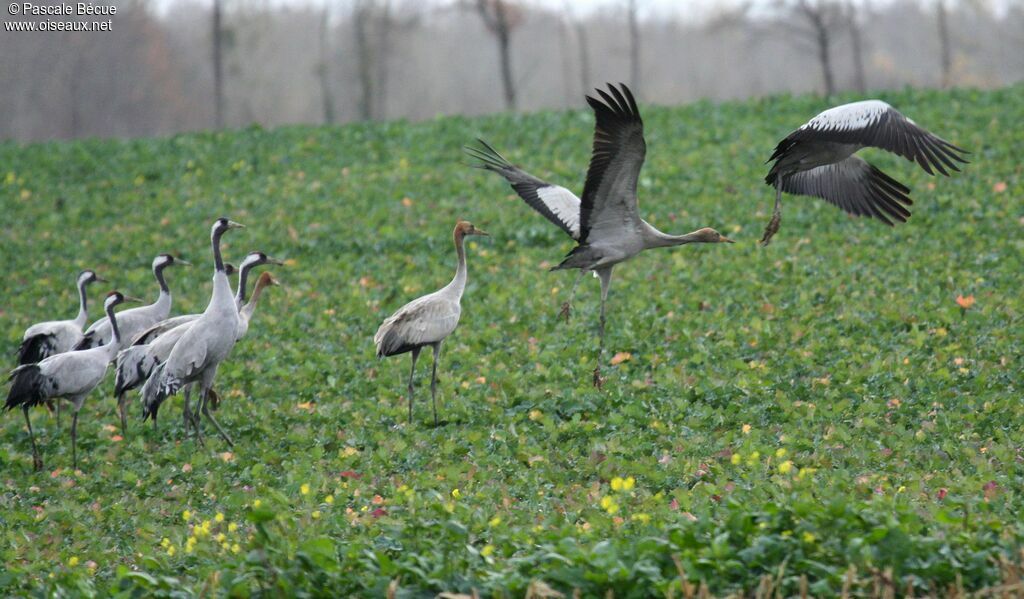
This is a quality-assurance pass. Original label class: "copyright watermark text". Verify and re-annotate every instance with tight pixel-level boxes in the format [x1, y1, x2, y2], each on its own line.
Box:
[6, 3, 115, 32]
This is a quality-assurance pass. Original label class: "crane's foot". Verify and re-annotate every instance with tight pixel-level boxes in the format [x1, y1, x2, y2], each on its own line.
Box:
[208, 388, 220, 411]
[760, 211, 781, 247]
[592, 366, 604, 389]
[559, 301, 572, 323]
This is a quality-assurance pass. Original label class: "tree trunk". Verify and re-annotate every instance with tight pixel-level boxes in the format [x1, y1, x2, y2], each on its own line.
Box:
[937, 0, 952, 88]
[558, 19, 574, 104]
[354, 2, 374, 121]
[575, 20, 590, 96]
[212, 0, 224, 128]
[848, 3, 866, 93]
[476, 0, 517, 111]
[817, 25, 835, 96]
[318, 9, 335, 124]
[627, 0, 640, 91]
[373, 0, 392, 120]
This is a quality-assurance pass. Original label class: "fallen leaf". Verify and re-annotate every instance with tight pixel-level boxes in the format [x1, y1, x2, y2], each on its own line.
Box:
[110, 435, 123, 442]
[610, 352, 631, 365]
[956, 294, 976, 309]
[993, 181, 1007, 193]
[182, 463, 192, 473]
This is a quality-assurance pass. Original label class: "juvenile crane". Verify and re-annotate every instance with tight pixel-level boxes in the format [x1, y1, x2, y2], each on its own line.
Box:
[6, 291, 137, 471]
[141, 218, 244, 446]
[17, 270, 104, 365]
[75, 254, 189, 352]
[466, 83, 733, 386]
[375, 221, 487, 426]
[760, 100, 968, 245]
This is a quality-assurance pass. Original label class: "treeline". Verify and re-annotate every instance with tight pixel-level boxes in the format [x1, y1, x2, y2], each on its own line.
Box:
[1, 0, 1022, 141]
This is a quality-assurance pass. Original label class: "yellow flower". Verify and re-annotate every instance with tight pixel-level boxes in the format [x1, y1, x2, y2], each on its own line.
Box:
[300, 484, 311, 496]
[741, 424, 752, 435]
[186, 536, 197, 547]
[216, 533, 226, 543]
[802, 531, 816, 544]
[68, 556, 79, 567]
[775, 448, 787, 458]
[622, 476, 635, 491]
[221, 542, 230, 551]
[342, 446, 359, 457]
[325, 495, 334, 505]
[167, 545, 176, 556]
[228, 522, 239, 532]
[253, 500, 262, 509]
[215, 512, 224, 523]
[231, 544, 241, 554]
[481, 544, 495, 557]
[778, 460, 793, 474]
[731, 453, 742, 465]
[599, 496, 619, 514]
[489, 516, 502, 527]
[182, 510, 192, 522]
[312, 510, 321, 519]
[185, 544, 194, 554]
[610, 477, 624, 491]
[528, 409, 543, 421]
[631, 513, 651, 524]
[451, 488, 461, 499]
[160, 538, 171, 548]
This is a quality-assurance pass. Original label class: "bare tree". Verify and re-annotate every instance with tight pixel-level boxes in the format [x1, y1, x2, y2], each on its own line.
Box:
[781, 0, 841, 96]
[212, 0, 225, 128]
[563, 2, 591, 96]
[936, 0, 952, 87]
[475, 0, 520, 110]
[627, 0, 640, 92]
[318, 7, 335, 124]
[846, 0, 867, 93]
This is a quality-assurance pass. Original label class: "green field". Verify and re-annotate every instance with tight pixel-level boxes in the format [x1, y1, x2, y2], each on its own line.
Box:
[1, 85, 1022, 597]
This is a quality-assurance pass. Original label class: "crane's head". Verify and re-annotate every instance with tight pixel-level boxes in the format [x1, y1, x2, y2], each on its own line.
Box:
[454, 220, 489, 238]
[224, 263, 238, 276]
[212, 217, 246, 238]
[241, 251, 286, 270]
[104, 291, 143, 310]
[257, 271, 280, 287]
[78, 270, 105, 286]
[153, 254, 191, 271]
[692, 227, 734, 244]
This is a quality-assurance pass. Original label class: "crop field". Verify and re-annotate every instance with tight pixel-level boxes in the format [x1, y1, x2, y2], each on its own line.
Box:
[1, 85, 1022, 597]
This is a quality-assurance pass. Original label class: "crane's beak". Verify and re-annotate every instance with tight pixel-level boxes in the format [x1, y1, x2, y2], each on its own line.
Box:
[720, 236, 735, 243]
[227, 220, 246, 230]
[472, 228, 490, 237]
[95, 276, 108, 283]
[122, 295, 145, 304]
[268, 256, 287, 266]
[176, 259, 193, 267]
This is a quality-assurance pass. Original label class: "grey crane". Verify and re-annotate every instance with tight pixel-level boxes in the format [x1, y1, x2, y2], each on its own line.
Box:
[374, 221, 488, 426]
[141, 218, 244, 447]
[75, 254, 189, 352]
[17, 270, 105, 366]
[6, 291, 138, 471]
[466, 83, 733, 387]
[760, 99, 968, 245]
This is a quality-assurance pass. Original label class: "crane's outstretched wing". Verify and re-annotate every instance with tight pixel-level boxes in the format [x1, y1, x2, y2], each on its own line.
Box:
[465, 139, 581, 240]
[578, 83, 646, 244]
[780, 156, 912, 226]
[777, 100, 968, 176]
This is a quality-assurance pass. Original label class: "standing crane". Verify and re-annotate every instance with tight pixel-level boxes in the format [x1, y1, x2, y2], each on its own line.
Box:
[466, 83, 733, 387]
[17, 270, 104, 365]
[760, 100, 968, 245]
[141, 218, 244, 447]
[6, 291, 138, 471]
[75, 254, 189, 352]
[374, 221, 488, 426]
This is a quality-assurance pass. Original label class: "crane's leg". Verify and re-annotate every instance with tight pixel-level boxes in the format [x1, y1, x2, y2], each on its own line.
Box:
[559, 270, 586, 322]
[23, 406, 43, 472]
[184, 385, 205, 446]
[56, 400, 61, 430]
[593, 268, 613, 389]
[407, 348, 420, 424]
[117, 392, 129, 437]
[429, 343, 441, 427]
[70, 399, 84, 471]
[199, 375, 233, 447]
[760, 178, 784, 246]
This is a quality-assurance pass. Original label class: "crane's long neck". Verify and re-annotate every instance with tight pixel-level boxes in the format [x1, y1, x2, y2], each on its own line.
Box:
[241, 275, 270, 322]
[447, 229, 468, 296]
[73, 279, 89, 328]
[105, 302, 122, 357]
[154, 262, 170, 294]
[212, 228, 227, 274]
[642, 223, 707, 249]
[208, 227, 235, 313]
[235, 263, 253, 309]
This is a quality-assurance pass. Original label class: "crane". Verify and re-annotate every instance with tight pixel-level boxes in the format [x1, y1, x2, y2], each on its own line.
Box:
[375, 221, 488, 426]
[141, 218, 244, 447]
[760, 99, 968, 245]
[6, 291, 138, 471]
[17, 270, 104, 365]
[75, 254, 189, 352]
[466, 83, 733, 387]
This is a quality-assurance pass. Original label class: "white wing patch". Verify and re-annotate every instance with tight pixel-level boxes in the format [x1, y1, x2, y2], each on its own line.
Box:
[802, 100, 891, 132]
[535, 186, 582, 239]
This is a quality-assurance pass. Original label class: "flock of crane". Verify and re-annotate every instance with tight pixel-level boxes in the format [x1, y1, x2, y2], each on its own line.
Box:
[6, 83, 968, 470]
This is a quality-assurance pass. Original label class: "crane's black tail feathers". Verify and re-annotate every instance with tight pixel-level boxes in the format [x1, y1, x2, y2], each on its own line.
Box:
[140, 362, 177, 421]
[114, 346, 158, 396]
[551, 245, 599, 272]
[17, 334, 55, 365]
[5, 364, 45, 412]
